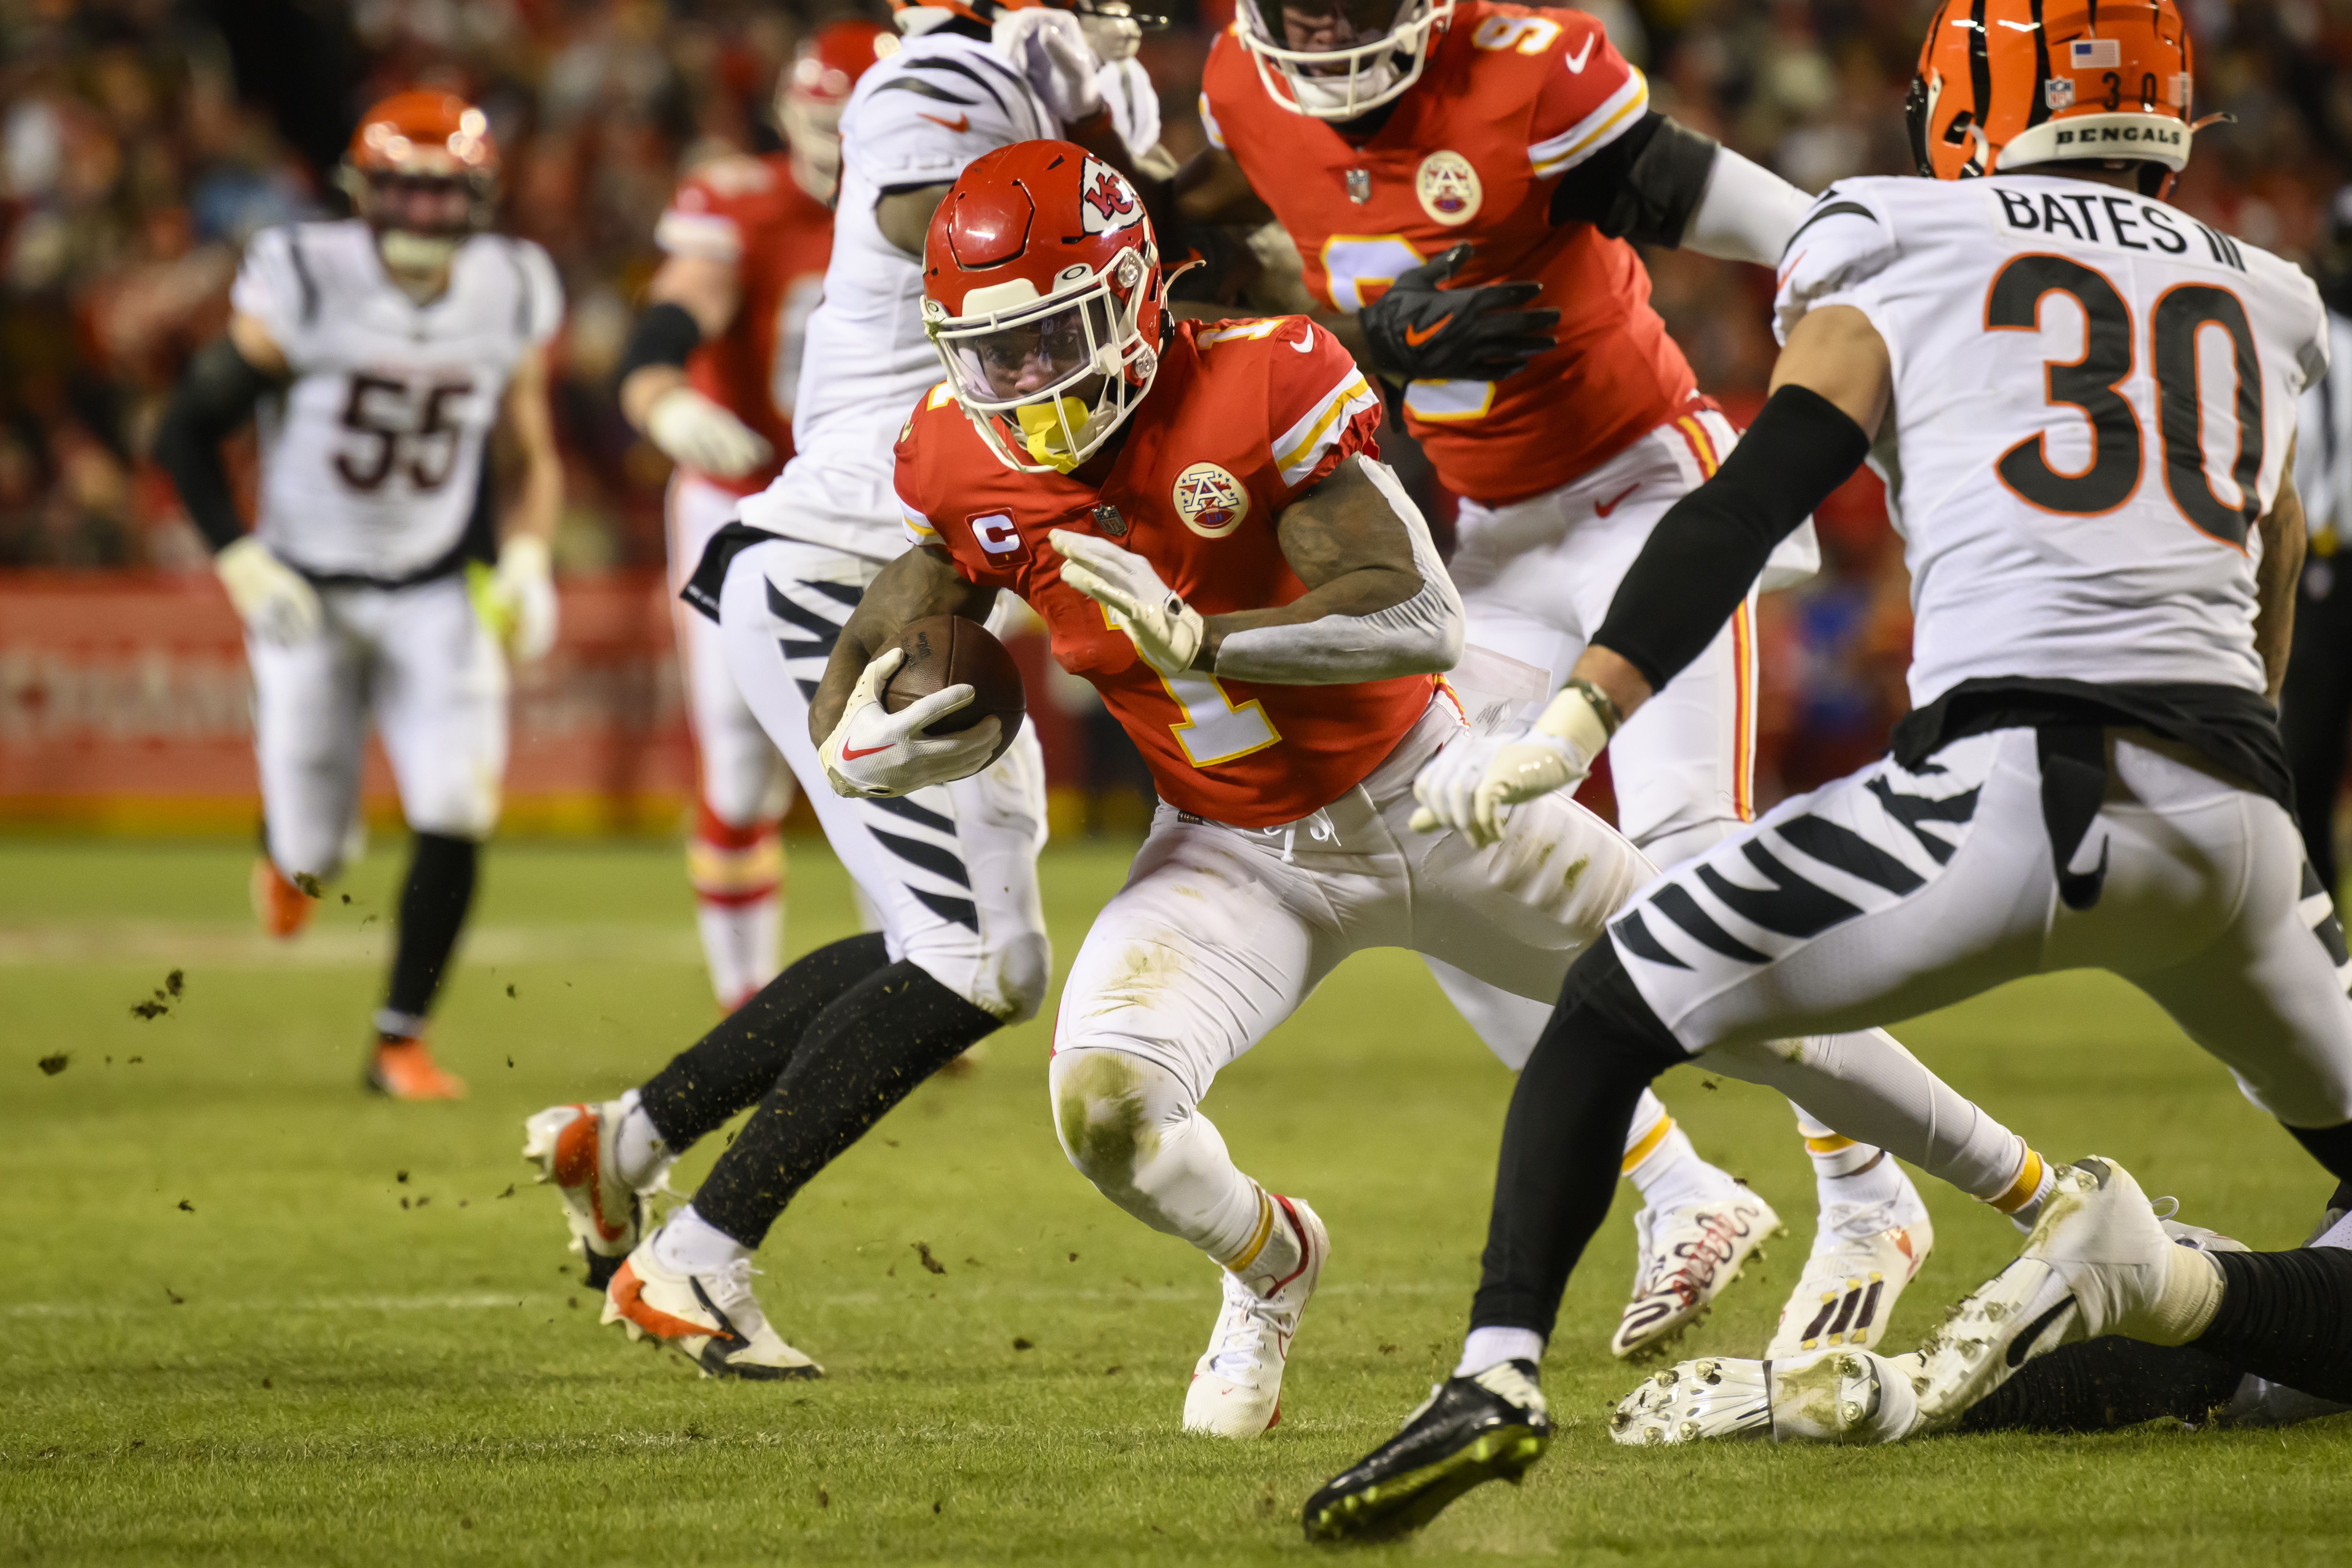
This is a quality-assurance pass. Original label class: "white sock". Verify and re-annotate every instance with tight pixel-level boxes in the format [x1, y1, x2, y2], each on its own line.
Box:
[1989, 1143, 2056, 1231]
[612, 1087, 671, 1191]
[650, 1204, 751, 1275]
[696, 895, 782, 1011]
[1702, 1030, 2033, 1205]
[1623, 1117, 1739, 1211]
[1455, 1326, 1544, 1377]
[1793, 1112, 1908, 1214]
[1228, 1189, 1305, 1293]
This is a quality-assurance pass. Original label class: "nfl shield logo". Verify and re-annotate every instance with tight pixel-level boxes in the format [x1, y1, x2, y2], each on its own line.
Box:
[2046, 77, 2076, 109]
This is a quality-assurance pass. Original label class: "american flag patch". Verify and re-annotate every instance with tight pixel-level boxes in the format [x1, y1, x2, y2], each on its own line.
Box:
[2070, 37, 2121, 68]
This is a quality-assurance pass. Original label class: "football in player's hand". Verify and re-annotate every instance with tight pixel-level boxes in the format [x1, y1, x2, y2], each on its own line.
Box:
[884, 614, 1025, 764]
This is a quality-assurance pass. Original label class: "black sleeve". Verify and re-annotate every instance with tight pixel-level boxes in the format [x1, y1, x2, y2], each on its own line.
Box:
[151, 337, 279, 553]
[1546, 111, 1720, 248]
[614, 300, 702, 389]
[1590, 384, 1870, 690]
[1956, 1337, 2247, 1433]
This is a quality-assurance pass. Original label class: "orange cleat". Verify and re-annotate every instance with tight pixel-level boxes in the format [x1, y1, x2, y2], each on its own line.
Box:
[365, 1035, 467, 1100]
[251, 858, 318, 940]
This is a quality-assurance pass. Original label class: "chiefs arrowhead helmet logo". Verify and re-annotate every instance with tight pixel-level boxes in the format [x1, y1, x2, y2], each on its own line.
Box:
[1077, 155, 1143, 237]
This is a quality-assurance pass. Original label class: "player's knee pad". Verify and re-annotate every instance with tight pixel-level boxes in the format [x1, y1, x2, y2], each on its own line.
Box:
[403, 776, 501, 843]
[1049, 1048, 1188, 1188]
[903, 924, 1050, 1025]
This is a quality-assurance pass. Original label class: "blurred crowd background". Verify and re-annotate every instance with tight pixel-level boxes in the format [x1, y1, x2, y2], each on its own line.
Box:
[2, 0, 2344, 822]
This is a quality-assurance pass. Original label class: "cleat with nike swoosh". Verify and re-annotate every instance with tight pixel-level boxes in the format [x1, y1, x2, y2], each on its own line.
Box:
[523, 1101, 656, 1290]
[1185, 1196, 1326, 1438]
[602, 1229, 822, 1381]
[1911, 1157, 2180, 1429]
[1302, 1359, 1549, 1542]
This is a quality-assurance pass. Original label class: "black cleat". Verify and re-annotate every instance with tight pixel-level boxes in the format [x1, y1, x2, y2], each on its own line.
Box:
[1302, 1359, 1550, 1543]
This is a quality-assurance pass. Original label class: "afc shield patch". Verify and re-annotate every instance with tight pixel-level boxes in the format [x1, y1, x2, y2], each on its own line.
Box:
[1172, 462, 1249, 538]
[1416, 150, 1482, 227]
[1078, 155, 1144, 236]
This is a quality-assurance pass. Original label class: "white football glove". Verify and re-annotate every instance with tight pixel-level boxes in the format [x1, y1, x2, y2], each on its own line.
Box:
[1096, 56, 1162, 163]
[214, 536, 323, 646]
[1049, 529, 1203, 676]
[1410, 683, 1615, 847]
[473, 534, 559, 664]
[818, 646, 1004, 799]
[994, 8, 1104, 126]
[645, 385, 773, 479]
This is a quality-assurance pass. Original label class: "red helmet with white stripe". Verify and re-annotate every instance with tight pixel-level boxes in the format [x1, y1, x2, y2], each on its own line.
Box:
[921, 140, 1166, 474]
[777, 19, 898, 204]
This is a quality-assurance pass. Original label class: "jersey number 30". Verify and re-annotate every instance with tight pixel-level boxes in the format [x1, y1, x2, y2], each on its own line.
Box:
[1988, 253, 2263, 546]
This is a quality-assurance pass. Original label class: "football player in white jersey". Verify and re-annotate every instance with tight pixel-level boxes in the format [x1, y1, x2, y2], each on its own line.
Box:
[1312, 0, 2352, 1539]
[154, 91, 561, 1101]
[520, 0, 1168, 1377]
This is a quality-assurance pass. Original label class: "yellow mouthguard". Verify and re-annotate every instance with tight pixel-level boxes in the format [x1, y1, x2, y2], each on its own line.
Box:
[1015, 396, 1094, 473]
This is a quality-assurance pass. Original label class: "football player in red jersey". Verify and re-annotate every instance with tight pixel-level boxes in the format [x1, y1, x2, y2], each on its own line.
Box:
[1178, 0, 1962, 1358]
[615, 19, 895, 1011]
[815, 142, 2048, 1440]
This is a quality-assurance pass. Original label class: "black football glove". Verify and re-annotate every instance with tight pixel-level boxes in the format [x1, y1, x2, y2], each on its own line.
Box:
[1360, 244, 1559, 383]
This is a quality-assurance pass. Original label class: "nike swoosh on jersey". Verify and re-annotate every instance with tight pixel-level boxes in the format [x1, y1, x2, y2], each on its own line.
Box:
[840, 741, 897, 761]
[1564, 35, 1597, 72]
[1594, 482, 1640, 517]
[1403, 316, 1450, 347]
[1288, 330, 1314, 353]
[918, 111, 970, 133]
[2004, 1295, 2078, 1369]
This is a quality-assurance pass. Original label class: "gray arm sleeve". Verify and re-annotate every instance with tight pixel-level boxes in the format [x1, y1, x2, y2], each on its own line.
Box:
[1211, 456, 1465, 685]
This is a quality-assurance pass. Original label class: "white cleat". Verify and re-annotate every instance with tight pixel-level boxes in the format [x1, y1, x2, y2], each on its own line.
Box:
[522, 1101, 651, 1290]
[1610, 1348, 1923, 1446]
[601, 1229, 822, 1381]
[1611, 1186, 1782, 1358]
[1765, 1187, 1934, 1357]
[1912, 1156, 2188, 1431]
[1184, 1196, 1327, 1439]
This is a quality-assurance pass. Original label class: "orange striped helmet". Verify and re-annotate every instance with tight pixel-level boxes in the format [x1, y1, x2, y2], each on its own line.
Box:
[1906, 0, 2194, 182]
[338, 89, 500, 251]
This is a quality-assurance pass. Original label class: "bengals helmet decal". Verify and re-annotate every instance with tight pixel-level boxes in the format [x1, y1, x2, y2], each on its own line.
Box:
[1906, 0, 2197, 186]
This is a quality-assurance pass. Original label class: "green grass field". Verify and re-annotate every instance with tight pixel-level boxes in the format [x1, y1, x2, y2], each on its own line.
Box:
[7, 836, 2351, 1566]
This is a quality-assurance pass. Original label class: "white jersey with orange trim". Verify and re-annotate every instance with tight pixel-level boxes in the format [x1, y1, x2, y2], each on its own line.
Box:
[1777, 175, 2328, 706]
[231, 219, 562, 579]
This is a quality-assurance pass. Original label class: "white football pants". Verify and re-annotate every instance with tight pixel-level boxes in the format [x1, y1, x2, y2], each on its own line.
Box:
[668, 473, 793, 830]
[1615, 726, 2352, 1131]
[1049, 698, 2032, 1267]
[247, 572, 506, 878]
[717, 534, 1051, 1022]
[1427, 407, 1860, 1172]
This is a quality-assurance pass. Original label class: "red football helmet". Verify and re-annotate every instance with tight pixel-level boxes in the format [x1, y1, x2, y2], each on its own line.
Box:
[777, 19, 898, 205]
[921, 140, 1165, 474]
[338, 90, 500, 269]
[1907, 0, 2196, 187]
